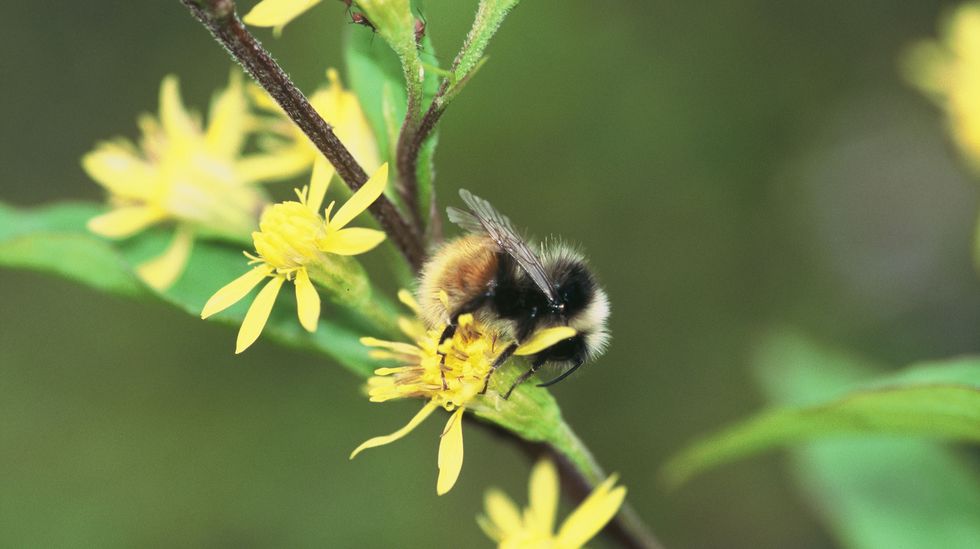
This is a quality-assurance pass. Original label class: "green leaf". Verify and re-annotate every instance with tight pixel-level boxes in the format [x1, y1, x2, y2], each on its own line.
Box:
[345, 14, 441, 228]
[663, 335, 980, 487]
[346, 28, 407, 168]
[0, 201, 392, 377]
[450, 0, 519, 96]
[755, 330, 980, 549]
[0, 203, 146, 297]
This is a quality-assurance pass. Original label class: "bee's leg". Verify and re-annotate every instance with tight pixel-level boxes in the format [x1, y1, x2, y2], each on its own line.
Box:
[480, 342, 518, 394]
[438, 324, 457, 345]
[537, 358, 584, 388]
[437, 325, 457, 390]
[503, 356, 547, 400]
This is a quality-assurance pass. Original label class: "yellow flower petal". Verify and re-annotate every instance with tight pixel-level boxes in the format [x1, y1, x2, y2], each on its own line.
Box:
[397, 289, 421, 314]
[201, 265, 273, 319]
[397, 317, 426, 342]
[475, 513, 502, 543]
[308, 156, 334, 213]
[206, 71, 247, 157]
[247, 82, 279, 112]
[328, 163, 388, 230]
[312, 69, 381, 173]
[483, 488, 523, 536]
[135, 225, 194, 291]
[237, 150, 313, 183]
[319, 227, 386, 256]
[528, 458, 560, 534]
[515, 326, 578, 356]
[81, 143, 156, 200]
[350, 401, 439, 459]
[436, 407, 466, 495]
[87, 206, 164, 238]
[159, 75, 198, 142]
[555, 475, 627, 549]
[236, 275, 286, 353]
[243, 0, 321, 34]
[360, 337, 423, 356]
[294, 268, 320, 333]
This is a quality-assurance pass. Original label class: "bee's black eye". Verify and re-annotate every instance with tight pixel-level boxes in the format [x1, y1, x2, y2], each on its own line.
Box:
[555, 264, 593, 316]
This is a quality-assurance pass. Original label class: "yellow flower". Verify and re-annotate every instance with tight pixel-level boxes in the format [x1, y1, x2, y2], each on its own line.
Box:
[477, 458, 627, 549]
[905, 2, 980, 171]
[248, 68, 380, 183]
[201, 162, 389, 353]
[83, 72, 270, 291]
[350, 293, 576, 495]
[243, 0, 322, 36]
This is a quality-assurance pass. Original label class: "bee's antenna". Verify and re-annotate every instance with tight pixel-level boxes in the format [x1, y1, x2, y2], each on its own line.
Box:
[536, 360, 584, 388]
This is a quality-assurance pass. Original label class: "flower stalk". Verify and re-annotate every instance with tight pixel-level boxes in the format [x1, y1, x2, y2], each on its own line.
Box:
[355, 0, 427, 230]
[180, 0, 426, 272]
[397, 0, 519, 231]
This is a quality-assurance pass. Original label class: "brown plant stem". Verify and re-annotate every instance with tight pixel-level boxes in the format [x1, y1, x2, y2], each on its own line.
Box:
[181, 0, 426, 272]
[394, 105, 423, 232]
[398, 78, 447, 233]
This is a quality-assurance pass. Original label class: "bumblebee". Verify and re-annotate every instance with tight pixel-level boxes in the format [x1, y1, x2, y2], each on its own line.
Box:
[417, 190, 610, 396]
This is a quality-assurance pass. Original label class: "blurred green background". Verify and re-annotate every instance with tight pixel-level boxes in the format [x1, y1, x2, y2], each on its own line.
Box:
[2, 1, 979, 547]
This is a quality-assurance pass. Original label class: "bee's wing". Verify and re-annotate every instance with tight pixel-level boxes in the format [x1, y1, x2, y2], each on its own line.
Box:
[448, 189, 558, 303]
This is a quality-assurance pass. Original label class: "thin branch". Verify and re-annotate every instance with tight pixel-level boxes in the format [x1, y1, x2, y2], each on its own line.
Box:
[397, 75, 447, 235]
[394, 101, 423, 231]
[181, 0, 426, 272]
[396, 25, 471, 231]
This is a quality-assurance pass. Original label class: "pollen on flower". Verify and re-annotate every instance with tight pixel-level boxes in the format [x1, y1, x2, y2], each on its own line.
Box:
[201, 162, 389, 354]
[251, 199, 328, 275]
[351, 302, 512, 495]
[363, 314, 500, 409]
[351, 290, 579, 495]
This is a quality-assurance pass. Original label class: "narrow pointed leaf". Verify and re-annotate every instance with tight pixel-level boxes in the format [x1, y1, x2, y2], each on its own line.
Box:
[664, 354, 980, 486]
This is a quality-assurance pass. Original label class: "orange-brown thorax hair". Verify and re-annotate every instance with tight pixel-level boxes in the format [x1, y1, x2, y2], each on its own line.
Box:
[417, 234, 498, 329]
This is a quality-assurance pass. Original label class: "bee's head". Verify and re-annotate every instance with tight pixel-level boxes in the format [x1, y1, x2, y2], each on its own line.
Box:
[541, 244, 611, 360]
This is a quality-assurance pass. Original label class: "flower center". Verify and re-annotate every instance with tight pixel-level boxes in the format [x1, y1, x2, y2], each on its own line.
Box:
[252, 201, 328, 273]
[366, 315, 503, 410]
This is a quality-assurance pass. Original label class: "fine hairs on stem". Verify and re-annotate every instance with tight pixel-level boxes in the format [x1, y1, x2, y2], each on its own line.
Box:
[180, 1, 662, 547]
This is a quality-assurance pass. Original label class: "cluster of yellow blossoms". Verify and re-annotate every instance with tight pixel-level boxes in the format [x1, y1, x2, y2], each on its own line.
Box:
[83, 72, 270, 290]
[82, 3, 630, 545]
[84, 67, 376, 297]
